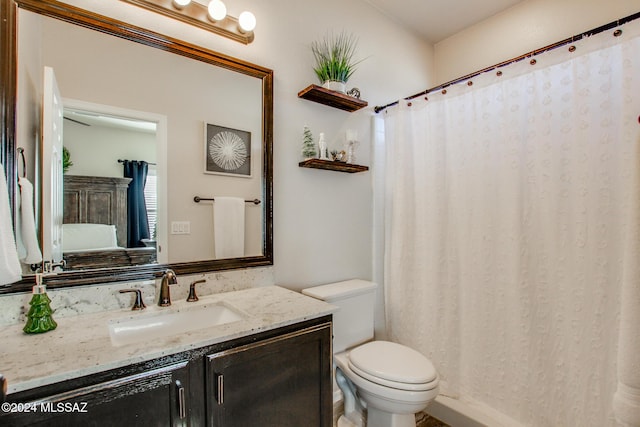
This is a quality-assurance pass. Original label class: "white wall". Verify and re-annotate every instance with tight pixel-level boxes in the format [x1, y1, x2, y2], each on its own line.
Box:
[51, 0, 434, 290]
[63, 124, 156, 178]
[434, 0, 640, 84]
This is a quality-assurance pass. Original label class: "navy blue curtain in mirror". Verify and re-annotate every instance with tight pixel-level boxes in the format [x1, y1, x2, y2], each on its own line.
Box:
[122, 160, 150, 247]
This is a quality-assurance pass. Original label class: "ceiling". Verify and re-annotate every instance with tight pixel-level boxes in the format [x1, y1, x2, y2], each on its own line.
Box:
[363, 0, 526, 43]
[64, 109, 157, 133]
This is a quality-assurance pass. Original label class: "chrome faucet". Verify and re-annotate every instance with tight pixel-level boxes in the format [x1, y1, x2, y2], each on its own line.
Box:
[158, 269, 178, 307]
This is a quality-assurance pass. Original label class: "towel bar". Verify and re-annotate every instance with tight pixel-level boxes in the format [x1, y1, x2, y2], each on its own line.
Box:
[193, 196, 260, 205]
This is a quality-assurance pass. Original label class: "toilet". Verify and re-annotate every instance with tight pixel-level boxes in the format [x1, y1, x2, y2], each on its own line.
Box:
[302, 280, 439, 427]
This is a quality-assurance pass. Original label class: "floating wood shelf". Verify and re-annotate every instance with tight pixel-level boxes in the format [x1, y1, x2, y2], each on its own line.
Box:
[299, 158, 369, 173]
[298, 85, 368, 112]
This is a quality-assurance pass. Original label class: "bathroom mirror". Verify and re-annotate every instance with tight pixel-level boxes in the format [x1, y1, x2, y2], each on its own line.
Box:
[0, 0, 273, 293]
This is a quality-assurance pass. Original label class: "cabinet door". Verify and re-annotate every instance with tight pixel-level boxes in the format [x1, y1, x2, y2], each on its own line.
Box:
[206, 322, 332, 427]
[2, 361, 190, 427]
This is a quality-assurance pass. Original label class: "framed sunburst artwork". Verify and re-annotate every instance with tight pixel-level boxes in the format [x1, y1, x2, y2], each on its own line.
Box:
[204, 123, 252, 177]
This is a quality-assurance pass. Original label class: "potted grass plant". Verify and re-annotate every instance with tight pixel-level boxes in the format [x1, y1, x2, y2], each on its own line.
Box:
[311, 31, 364, 94]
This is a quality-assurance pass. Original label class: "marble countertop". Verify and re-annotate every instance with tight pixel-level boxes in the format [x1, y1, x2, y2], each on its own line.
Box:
[1, 286, 336, 394]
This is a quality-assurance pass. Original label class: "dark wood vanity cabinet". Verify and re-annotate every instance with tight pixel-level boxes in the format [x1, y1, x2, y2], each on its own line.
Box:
[206, 323, 332, 426]
[2, 317, 332, 427]
[2, 360, 190, 427]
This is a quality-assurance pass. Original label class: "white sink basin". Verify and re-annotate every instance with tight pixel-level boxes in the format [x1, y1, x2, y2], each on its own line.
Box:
[108, 302, 246, 347]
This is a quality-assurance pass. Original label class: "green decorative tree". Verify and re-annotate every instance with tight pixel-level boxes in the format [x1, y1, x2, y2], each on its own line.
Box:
[23, 289, 57, 334]
[301, 125, 317, 159]
[62, 146, 73, 173]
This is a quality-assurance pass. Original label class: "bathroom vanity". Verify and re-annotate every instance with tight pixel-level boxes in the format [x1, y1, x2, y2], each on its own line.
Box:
[0, 286, 334, 426]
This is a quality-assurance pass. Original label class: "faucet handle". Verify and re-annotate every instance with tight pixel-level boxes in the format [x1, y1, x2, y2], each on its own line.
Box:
[119, 289, 146, 310]
[187, 279, 206, 302]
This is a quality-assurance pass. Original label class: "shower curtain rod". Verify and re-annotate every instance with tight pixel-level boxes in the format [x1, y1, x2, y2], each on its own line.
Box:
[374, 11, 640, 114]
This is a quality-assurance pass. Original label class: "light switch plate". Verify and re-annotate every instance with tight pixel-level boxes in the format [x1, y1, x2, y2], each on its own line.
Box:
[171, 221, 191, 235]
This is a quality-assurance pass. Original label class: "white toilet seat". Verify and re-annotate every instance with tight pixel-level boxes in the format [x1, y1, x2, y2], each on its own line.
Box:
[349, 363, 438, 391]
[335, 350, 439, 410]
[348, 341, 438, 391]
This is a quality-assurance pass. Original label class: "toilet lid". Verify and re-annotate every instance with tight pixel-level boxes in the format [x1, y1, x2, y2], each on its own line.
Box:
[348, 341, 437, 387]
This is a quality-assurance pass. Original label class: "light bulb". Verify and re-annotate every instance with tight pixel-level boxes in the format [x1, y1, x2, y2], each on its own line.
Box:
[238, 11, 256, 32]
[172, 0, 191, 8]
[207, 0, 227, 21]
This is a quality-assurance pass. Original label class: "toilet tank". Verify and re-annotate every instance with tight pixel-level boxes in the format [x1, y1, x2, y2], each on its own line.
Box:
[302, 279, 377, 353]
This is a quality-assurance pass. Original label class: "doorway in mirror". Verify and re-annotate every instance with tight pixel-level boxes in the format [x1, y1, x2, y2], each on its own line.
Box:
[58, 98, 168, 269]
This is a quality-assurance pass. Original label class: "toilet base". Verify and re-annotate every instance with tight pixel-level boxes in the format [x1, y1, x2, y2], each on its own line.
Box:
[367, 407, 416, 427]
[337, 414, 361, 427]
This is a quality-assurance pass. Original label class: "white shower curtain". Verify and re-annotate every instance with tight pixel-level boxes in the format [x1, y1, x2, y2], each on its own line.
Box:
[381, 21, 640, 427]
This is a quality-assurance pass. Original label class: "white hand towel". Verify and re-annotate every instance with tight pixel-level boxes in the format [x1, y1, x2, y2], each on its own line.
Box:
[0, 163, 22, 285]
[17, 176, 42, 264]
[213, 197, 245, 259]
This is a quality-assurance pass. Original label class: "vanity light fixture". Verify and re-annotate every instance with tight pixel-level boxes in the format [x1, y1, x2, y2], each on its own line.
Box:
[121, 0, 256, 44]
[207, 0, 227, 21]
[172, 0, 191, 9]
[238, 11, 256, 33]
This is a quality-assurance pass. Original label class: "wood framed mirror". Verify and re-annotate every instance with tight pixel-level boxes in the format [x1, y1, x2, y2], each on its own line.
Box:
[0, 0, 273, 293]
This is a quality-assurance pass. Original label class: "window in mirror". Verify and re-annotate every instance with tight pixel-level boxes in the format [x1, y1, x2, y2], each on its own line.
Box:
[144, 167, 158, 242]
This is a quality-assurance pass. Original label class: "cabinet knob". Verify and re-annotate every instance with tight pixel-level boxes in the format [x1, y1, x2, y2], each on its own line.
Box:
[119, 289, 146, 310]
[187, 279, 205, 302]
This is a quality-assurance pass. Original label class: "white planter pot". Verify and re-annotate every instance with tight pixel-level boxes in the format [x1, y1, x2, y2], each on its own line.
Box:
[322, 80, 346, 93]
